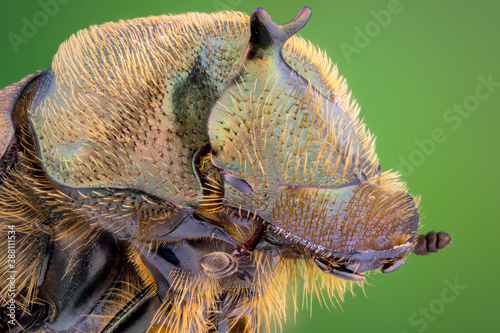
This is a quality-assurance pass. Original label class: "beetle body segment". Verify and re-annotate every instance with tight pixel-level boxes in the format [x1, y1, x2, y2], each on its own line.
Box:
[31, 12, 251, 208]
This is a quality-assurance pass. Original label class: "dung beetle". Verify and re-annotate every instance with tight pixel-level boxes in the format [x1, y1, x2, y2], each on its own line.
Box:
[0, 7, 450, 332]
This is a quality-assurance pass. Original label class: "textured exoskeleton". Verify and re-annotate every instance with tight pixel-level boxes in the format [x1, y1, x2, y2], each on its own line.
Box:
[0, 7, 450, 333]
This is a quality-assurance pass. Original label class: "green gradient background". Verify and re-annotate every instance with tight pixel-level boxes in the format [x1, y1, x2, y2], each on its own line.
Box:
[1, 0, 498, 332]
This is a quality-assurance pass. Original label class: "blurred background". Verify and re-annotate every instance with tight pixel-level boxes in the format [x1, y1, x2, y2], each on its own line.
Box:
[0, 0, 498, 332]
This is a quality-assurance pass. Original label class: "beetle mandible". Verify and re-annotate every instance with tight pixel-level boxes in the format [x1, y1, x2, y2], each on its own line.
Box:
[0, 7, 451, 332]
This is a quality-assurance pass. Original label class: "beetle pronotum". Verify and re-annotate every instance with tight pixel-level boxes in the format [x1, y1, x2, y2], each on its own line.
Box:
[0, 7, 450, 333]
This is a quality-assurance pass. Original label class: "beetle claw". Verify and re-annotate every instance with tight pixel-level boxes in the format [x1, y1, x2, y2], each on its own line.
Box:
[381, 259, 406, 273]
[231, 246, 250, 260]
[314, 258, 365, 282]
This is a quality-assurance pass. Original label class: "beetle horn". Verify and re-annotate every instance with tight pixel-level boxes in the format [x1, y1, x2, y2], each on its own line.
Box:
[248, 7, 312, 59]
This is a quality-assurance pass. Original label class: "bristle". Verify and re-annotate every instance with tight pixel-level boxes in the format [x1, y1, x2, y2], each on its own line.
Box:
[220, 252, 358, 333]
[282, 36, 379, 171]
[0, 157, 54, 309]
[126, 247, 158, 291]
[149, 270, 220, 332]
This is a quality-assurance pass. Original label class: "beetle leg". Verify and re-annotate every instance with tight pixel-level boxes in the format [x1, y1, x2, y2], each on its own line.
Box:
[240, 222, 267, 252]
[230, 246, 250, 260]
[213, 291, 253, 333]
[230, 220, 267, 260]
[100, 285, 160, 333]
[314, 258, 365, 282]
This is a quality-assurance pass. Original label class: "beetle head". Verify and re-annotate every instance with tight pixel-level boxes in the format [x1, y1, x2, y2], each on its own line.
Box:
[208, 7, 425, 280]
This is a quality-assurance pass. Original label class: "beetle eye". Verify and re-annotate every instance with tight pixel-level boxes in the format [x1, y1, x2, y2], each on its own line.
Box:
[223, 174, 253, 194]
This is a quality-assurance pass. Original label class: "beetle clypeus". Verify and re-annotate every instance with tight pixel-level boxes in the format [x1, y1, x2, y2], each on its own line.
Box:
[0, 7, 450, 333]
